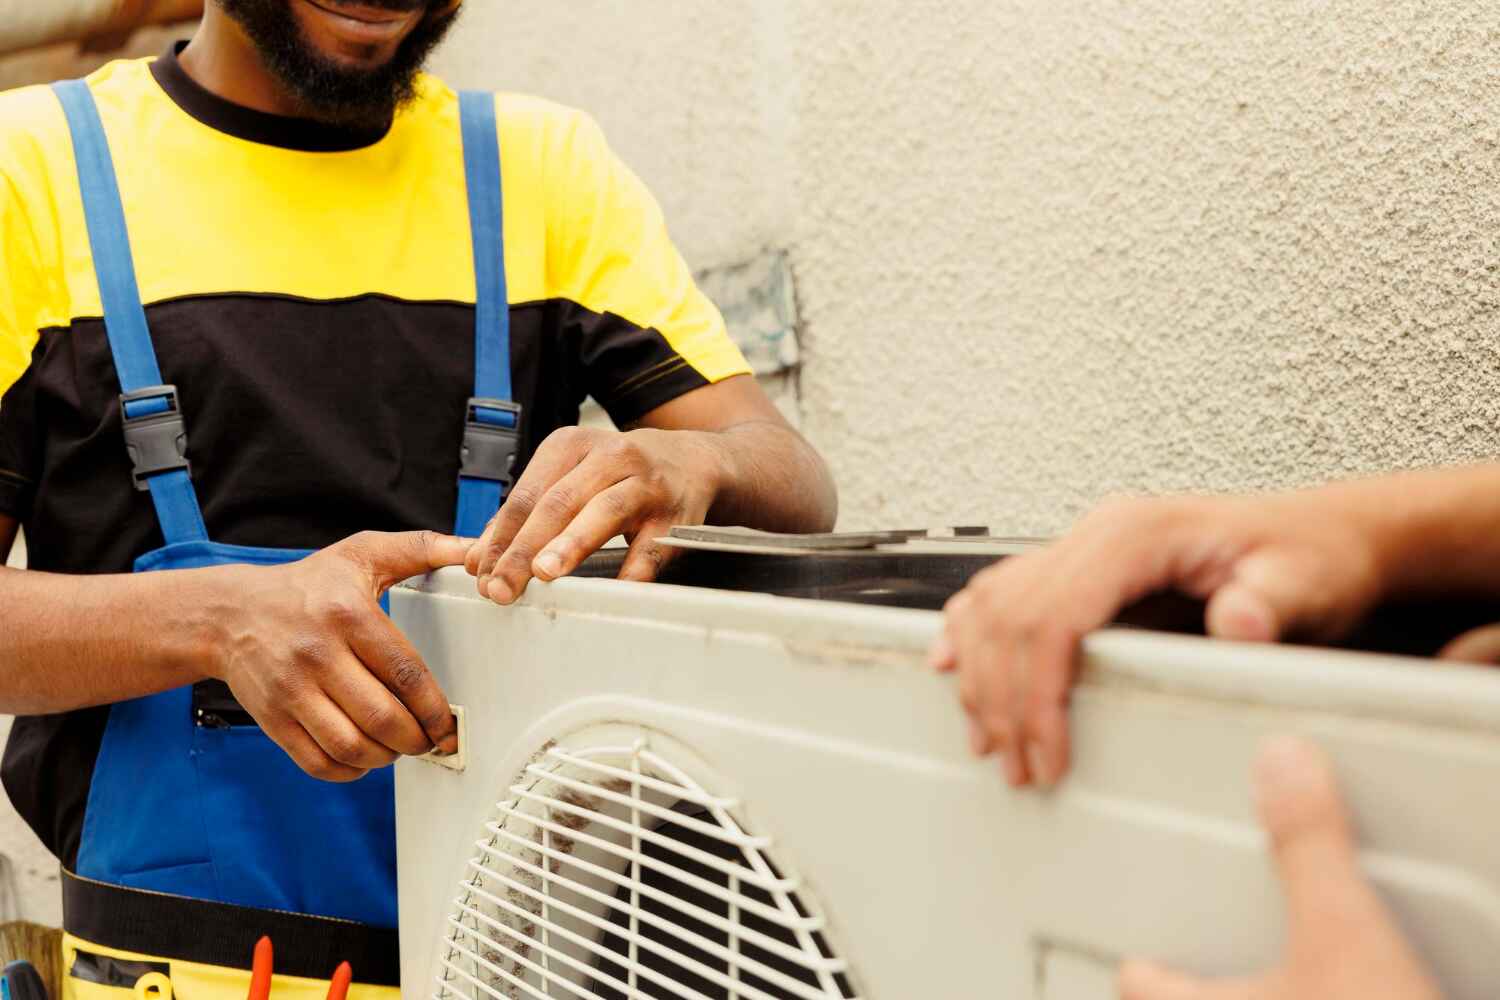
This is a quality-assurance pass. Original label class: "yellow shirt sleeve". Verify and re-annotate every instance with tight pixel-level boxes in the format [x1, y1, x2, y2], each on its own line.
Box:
[0, 166, 44, 397]
[0, 83, 68, 399]
[0, 152, 47, 517]
[541, 109, 751, 386]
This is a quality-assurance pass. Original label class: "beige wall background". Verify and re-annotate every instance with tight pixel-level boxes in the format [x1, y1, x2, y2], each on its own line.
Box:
[1, 537, 58, 926]
[435, 0, 1500, 535]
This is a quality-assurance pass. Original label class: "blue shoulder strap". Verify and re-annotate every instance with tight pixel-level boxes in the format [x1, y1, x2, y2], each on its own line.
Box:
[455, 90, 519, 538]
[54, 81, 511, 544]
[53, 80, 209, 546]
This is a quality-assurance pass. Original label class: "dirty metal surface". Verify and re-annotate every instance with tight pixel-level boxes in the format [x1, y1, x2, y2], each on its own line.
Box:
[574, 544, 1500, 658]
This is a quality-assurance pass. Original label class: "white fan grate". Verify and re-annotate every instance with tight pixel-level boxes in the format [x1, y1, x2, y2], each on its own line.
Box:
[433, 738, 859, 1000]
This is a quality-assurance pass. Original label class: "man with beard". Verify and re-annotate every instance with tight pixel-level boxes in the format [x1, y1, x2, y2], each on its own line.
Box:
[0, 2, 837, 995]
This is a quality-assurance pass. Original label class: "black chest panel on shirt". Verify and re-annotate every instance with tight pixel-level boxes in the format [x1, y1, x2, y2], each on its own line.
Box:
[20, 293, 588, 574]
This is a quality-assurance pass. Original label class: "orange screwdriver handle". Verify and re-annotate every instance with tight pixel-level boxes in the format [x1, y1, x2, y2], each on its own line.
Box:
[325, 962, 353, 1000]
[244, 935, 352, 1000]
[247, 938, 274, 1000]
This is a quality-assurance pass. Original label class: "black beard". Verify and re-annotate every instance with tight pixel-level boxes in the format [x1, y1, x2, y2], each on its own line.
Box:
[218, 0, 459, 128]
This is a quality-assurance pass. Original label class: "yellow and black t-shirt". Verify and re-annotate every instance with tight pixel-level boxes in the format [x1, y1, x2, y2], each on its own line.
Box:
[0, 44, 749, 867]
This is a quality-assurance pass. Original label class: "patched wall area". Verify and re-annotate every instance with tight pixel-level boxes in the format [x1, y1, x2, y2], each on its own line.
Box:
[435, 1, 1500, 534]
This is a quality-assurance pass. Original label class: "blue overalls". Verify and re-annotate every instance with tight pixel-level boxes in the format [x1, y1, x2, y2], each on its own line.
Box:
[51, 79, 519, 929]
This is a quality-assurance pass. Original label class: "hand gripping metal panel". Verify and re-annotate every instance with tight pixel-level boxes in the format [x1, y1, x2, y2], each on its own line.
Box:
[393, 568, 1500, 1000]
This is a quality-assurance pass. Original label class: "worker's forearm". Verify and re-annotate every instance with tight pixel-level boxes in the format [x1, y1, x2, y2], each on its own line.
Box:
[0, 564, 228, 714]
[1325, 463, 1500, 601]
[703, 420, 838, 534]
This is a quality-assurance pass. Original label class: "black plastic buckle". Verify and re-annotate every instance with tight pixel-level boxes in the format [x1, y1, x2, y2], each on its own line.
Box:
[119, 385, 190, 492]
[461, 397, 522, 487]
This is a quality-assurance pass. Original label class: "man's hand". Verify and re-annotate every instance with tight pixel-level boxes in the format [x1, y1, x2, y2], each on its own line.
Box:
[932, 491, 1387, 788]
[463, 376, 835, 605]
[1118, 737, 1442, 1000]
[466, 426, 726, 604]
[210, 530, 468, 783]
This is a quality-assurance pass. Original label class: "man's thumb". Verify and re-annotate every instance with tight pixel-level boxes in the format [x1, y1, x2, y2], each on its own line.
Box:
[1117, 960, 1257, 1000]
[1253, 737, 1367, 935]
[1204, 581, 1282, 642]
[1439, 623, 1500, 665]
[1204, 549, 1333, 643]
[343, 530, 471, 591]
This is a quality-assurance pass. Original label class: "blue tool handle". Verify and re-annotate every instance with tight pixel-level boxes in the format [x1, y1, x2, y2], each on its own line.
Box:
[1, 961, 47, 1000]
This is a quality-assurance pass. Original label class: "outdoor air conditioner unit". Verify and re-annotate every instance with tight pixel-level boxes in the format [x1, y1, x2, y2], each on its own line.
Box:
[392, 530, 1500, 1000]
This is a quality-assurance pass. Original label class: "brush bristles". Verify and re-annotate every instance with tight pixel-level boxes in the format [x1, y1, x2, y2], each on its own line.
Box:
[0, 922, 64, 1000]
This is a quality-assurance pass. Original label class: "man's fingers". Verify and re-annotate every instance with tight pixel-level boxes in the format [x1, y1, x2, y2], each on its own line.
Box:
[1252, 736, 1442, 996]
[967, 718, 992, 756]
[465, 516, 497, 577]
[341, 530, 472, 592]
[490, 454, 636, 601]
[259, 712, 370, 783]
[927, 629, 958, 673]
[619, 521, 680, 583]
[1204, 582, 1283, 643]
[1439, 623, 1500, 664]
[943, 574, 1022, 776]
[977, 536, 1159, 788]
[1117, 961, 1261, 1000]
[472, 428, 598, 591]
[991, 631, 1034, 788]
[1018, 623, 1079, 789]
[1253, 737, 1372, 938]
[1206, 546, 1371, 645]
[948, 591, 1027, 779]
[534, 480, 654, 581]
[320, 647, 432, 757]
[301, 693, 400, 771]
[346, 609, 458, 754]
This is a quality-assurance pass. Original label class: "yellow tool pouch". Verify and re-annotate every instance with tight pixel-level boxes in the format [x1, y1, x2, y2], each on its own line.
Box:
[60, 873, 400, 1000]
[61, 935, 398, 1000]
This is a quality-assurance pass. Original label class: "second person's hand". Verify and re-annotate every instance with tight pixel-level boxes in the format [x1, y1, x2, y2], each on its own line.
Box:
[932, 489, 1389, 789]
[466, 425, 728, 604]
[1118, 737, 1441, 1000]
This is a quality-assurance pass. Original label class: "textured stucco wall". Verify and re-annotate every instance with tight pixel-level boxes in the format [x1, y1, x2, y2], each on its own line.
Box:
[0, 717, 62, 927]
[436, 0, 1500, 534]
[1, 534, 60, 926]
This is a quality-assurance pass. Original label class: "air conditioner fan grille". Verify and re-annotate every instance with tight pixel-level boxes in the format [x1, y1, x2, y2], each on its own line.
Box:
[434, 740, 859, 1000]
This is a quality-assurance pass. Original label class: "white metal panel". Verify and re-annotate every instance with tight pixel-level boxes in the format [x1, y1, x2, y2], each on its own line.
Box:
[394, 568, 1500, 1000]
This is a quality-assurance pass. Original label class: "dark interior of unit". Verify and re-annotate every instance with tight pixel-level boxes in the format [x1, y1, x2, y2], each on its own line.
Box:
[590, 805, 855, 1000]
[576, 543, 1500, 660]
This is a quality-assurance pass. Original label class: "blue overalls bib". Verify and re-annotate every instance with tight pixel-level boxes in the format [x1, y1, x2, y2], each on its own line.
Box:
[52, 79, 520, 928]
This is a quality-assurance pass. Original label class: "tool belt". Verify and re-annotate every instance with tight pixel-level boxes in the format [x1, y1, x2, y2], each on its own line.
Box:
[61, 872, 400, 988]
